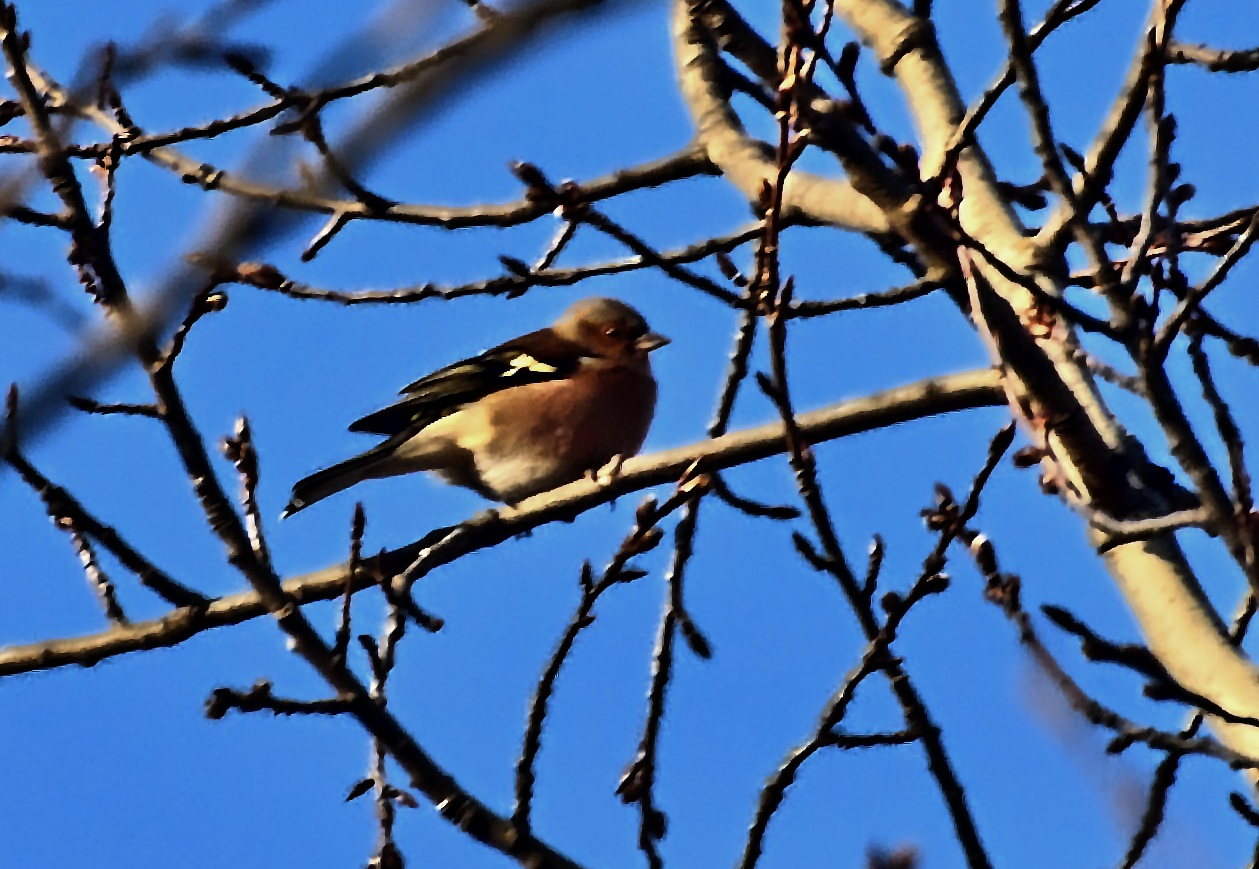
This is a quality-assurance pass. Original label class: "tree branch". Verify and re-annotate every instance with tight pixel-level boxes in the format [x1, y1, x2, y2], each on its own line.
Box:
[0, 370, 1004, 677]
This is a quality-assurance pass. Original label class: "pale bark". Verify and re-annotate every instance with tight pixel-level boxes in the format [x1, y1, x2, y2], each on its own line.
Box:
[672, 0, 1259, 761]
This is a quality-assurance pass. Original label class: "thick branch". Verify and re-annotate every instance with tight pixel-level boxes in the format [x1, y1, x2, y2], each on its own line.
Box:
[825, 0, 1259, 764]
[0, 370, 1003, 677]
[672, 1, 890, 234]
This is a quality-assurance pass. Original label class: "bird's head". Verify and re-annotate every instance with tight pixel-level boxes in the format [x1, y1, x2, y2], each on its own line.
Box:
[556, 297, 670, 361]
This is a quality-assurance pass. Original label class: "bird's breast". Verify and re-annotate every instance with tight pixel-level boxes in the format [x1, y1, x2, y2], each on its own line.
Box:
[471, 363, 657, 502]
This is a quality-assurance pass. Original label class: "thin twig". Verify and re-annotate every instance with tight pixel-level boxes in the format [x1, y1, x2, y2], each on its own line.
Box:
[3, 385, 207, 608]
[1153, 213, 1259, 359]
[514, 477, 708, 833]
[1168, 42, 1259, 72]
[205, 681, 353, 718]
[334, 504, 367, 664]
[217, 222, 778, 307]
[1187, 333, 1255, 578]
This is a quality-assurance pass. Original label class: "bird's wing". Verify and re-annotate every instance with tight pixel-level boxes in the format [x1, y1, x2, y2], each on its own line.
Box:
[347, 329, 587, 436]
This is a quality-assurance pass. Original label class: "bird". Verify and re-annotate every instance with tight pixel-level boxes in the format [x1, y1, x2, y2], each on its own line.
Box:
[282, 297, 669, 517]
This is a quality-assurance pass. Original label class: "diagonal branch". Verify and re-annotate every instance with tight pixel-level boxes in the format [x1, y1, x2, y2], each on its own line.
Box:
[0, 369, 1004, 677]
[823, 0, 1259, 766]
[672, 0, 890, 235]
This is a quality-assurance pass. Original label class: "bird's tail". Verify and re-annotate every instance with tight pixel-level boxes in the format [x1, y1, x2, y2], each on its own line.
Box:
[282, 447, 391, 518]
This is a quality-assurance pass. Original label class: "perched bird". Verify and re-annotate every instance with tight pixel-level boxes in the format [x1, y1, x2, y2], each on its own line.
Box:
[282, 297, 668, 517]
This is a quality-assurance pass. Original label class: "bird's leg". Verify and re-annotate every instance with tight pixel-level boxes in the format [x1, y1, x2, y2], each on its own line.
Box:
[592, 454, 626, 487]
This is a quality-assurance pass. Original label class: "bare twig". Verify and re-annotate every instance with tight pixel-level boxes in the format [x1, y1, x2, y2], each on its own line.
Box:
[214, 221, 785, 307]
[206, 680, 353, 718]
[334, 503, 368, 664]
[1168, 42, 1259, 72]
[1187, 333, 1256, 578]
[64, 514, 129, 625]
[969, 542, 1259, 769]
[65, 395, 162, 419]
[1086, 506, 1212, 551]
[935, 0, 1108, 183]
[4, 385, 207, 608]
[616, 485, 709, 869]
[1153, 213, 1259, 359]
[514, 477, 707, 834]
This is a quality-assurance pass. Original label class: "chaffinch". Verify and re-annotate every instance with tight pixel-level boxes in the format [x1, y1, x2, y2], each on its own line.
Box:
[282, 297, 668, 517]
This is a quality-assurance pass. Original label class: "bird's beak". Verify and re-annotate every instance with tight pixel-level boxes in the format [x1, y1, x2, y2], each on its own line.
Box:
[636, 332, 670, 352]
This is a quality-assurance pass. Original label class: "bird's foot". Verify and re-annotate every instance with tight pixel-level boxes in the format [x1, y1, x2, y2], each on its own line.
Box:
[593, 454, 626, 487]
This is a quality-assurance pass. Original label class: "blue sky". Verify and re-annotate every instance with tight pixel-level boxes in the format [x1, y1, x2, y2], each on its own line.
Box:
[3, 1, 1259, 867]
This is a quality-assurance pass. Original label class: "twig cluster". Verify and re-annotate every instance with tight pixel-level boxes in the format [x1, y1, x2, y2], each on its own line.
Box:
[5, 0, 1259, 866]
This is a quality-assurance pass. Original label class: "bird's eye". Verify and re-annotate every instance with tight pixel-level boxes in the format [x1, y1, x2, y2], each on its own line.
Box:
[604, 325, 625, 339]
